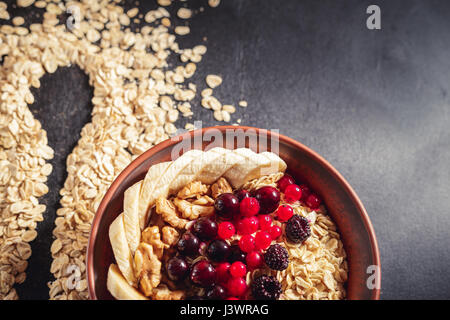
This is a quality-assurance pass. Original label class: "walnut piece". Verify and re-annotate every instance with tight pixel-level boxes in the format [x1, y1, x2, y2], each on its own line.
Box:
[141, 226, 168, 259]
[191, 195, 214, 206]
[151, 284, 185, 300]
[155, 197, 189, 229]
[134, 243, 161, 297]
[161, 226, 179, 246]
[211, 177, 232, 198]
[176, 181, 209, 199]
[173, 197, 214, 220]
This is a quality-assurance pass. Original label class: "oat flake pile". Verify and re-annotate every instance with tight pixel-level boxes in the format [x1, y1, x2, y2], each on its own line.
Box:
[0, 0, 239, 300]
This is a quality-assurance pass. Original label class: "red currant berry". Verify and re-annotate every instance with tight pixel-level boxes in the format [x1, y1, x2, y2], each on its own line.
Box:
[249, 216, 259, 231]
[284, 184, 302, 203]
[255, 231, 272, 250]
[268, 225, 282, 240]
[245, 251, 262, 268]
[299, 184, 311, 201]
[229, 261, 247, 278]
[238, 235, 255, 253]
[306, 194, 321, 209]
[227, 277, 247, 297]
[239, 197, 260, 217]
[236, 216, 259, 235]
[218, 222, 235, 239]
[278, 174, 296, 192]
[215, 262, 231, 284]
[258, 215, 272, 231]
[277, 204, 293, 222]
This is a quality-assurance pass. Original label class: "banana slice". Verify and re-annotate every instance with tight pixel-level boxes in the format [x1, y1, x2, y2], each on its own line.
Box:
[223, 148, 271, 188]
[109, 213, 136, 286]
[193, 148, 228, 184]
[123, 181, 142, 254]
[171, 147, 237, 188]
[107, 264, 148, 300]
[149, 149, 203, 208]
[205, 147, 246, 184]
[168, 151, 207, 195]
[260, 151, 287, 175]
[138, 161, 171, 230]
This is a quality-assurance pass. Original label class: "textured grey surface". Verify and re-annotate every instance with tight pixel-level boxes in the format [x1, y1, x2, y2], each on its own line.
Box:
[1, 0, 450, 299]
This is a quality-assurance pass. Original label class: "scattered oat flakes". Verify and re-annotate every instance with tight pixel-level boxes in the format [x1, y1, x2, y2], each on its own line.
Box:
[157, 0, 172, 6]
[34, 0, 45, 8]
[0, 2, 9, 20]
[239, 100, 248, 107]
[22, 230, 38, 242]
[202, 96, 221, 111]
[193, 45, 207, 55]
[222, 104, 236, 114]
[208, 0, 221, 8]
[86, 28, 101, 42]
[184, 63, 196, 78]
[185, 123, 195, 130]
[161, 17, 171, 27]
[221, 110, 231, 122]
[177, 8, 192, 19]
[127, 8, 139, 18]
[17, 0, 34, 7]
[12, 16, 24, 26]
[206, 74, 222, 88]
[175, 26, 190, 36]
[201, 88, 213, 97]
[213, 110, 223, 121]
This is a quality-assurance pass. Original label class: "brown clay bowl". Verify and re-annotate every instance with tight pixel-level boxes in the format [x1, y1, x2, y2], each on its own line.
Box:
[87, 126, 381, 300]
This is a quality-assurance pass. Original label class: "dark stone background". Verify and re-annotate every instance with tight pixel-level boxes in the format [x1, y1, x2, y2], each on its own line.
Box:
[1, 0, 450, 300]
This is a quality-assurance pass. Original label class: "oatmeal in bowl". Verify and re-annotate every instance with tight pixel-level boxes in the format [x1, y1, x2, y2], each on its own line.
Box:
[105, 147, 347, 300]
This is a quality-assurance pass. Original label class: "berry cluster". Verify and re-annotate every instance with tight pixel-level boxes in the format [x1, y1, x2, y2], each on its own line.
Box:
[275, 173, 317, 244]
[277, 173, 322, 209]
[166, 173, 320, 300]
[166, 215, 251, 300]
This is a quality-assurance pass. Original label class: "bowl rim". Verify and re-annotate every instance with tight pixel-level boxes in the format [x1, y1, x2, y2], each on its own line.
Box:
[87, 125, 381, 300]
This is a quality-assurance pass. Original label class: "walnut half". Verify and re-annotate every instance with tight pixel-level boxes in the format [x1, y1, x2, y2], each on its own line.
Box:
[155, 197, 189, 229]
[176, 181, 209, 199]
[173, 197, 214, 220]
[141, 226, 168, 259]
[161, 226, 179, 247]
[134, 243, 162, 297]
[211, 177, 232, 198]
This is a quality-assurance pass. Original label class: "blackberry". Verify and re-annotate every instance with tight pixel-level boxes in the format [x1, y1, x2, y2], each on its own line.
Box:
[263, 244, 289, 270]
[251, 275, 282, 300]
[285, 215, 311, 243]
